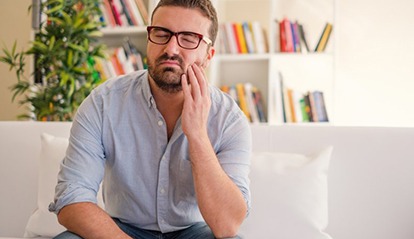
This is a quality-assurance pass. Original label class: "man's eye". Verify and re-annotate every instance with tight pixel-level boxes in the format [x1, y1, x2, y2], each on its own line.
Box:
[154, 33, 170, 38]
[181, 34, 198, 44]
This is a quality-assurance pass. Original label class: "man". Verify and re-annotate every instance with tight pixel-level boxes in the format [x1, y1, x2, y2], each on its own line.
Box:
[49, 0, 251, 238]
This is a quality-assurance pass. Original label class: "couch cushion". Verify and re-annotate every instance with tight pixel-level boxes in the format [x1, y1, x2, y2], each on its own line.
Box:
[238, 146, 333, 239]
[24, 133, 104, 238]
[24, 133, 68, 237]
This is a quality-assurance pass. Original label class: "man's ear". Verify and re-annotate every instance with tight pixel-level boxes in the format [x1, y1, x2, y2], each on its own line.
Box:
[208, 46, 215, 60]
[201, 46, 215, 69]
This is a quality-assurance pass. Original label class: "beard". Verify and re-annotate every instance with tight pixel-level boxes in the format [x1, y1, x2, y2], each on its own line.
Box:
[147, 53, 185, 94]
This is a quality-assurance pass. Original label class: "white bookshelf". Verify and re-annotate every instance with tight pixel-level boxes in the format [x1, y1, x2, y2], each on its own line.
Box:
[210, 0, 335, 124]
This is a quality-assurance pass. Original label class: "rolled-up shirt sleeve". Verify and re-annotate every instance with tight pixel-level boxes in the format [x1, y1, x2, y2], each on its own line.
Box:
[49, 89, 105, 214]
[208, 89, 252, 216]
[213, 102, 252, 217]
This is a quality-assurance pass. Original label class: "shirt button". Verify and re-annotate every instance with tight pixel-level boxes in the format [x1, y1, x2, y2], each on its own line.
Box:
[162, 156, 166, 160]
[160, 188, 165, 194]
[158, 120, 163, 126]
[161, 219, 165, 224]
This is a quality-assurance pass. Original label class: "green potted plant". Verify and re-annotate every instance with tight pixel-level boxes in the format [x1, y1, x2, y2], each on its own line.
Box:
[0, 0, 106, 121]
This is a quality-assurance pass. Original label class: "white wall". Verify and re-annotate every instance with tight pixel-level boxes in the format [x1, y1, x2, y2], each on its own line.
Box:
[0, 0, 32, 120]
[334, 0, 414, 127]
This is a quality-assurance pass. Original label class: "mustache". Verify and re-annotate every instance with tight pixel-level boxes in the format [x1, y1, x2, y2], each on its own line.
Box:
[155, 53, 184, 66]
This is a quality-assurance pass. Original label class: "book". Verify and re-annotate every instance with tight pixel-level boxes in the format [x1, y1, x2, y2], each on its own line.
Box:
[122, 38, 144, 70]
[252, 21, 267, 54]
[273, 19, 280, 52]
[293, 90, 304, 123]
[242, 22, 255, 53]
[234, 23, 248, 53]
[119, 0, 134, 26]
[108, 0, 123, 26]
[282, 18, 294, 52]
[298, 23, 310, 53]
[303, 93, 313, 122]
[290, 21, 300, 53]
[270, 71, 285, 124]
[299, 98, 310, 122]
[228, 86, 239, 106]
[236, 83, 251, 121]
[315, 22, 333, 52]
[286, 88, 297, 122]
[279, 20, 286, 52]
[220, 85, 230, 94]
[313, 91, 329, 122]
[94, 58, 109, 80]
[224, 22, 238, 54]
[103, 0, 117, 27]
[218, 24, 230, 54]
[134, 0, 149, 25]
[115, 47, 133, 73]
[110, 52, 125, 75]
[252, 86, 266, 122]
[125, 0, 145, 26]
[282, 87, 292, 123]
[244, 83, 260, 123]
[307, 91, 319, 122]
[292, 22, 301, 53]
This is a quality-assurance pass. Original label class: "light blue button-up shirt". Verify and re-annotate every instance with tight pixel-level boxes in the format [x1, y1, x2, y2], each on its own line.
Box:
[49, 70, 251, 233]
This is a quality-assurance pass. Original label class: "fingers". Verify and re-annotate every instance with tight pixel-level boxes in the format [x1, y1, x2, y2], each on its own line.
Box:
[191, 64, 209, 97]
[181, 73, 190, 99]
[187, 64, 208, 99]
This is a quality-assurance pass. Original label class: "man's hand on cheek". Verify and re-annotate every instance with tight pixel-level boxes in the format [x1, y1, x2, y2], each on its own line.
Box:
[180, 64, 211, 140]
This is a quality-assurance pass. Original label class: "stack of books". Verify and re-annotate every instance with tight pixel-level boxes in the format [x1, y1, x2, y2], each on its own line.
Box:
[271, 72, 329, 124]
[282, 89, 329, 123]
[218, 21, 268, 54]
[274, 18, 333, 53]
[94, 39, 146, 80]
[220, 83, 267, 123]
[100, 0, 149, 27]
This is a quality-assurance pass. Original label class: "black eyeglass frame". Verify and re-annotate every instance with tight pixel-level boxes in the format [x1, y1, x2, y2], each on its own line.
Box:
[147, 26, 213, 50]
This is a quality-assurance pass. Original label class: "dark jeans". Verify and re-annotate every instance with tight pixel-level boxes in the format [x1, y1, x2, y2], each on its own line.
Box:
[53, 218, 240, 239]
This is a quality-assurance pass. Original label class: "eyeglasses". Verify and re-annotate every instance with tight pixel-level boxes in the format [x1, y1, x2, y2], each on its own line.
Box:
[147, 26, 212, 50]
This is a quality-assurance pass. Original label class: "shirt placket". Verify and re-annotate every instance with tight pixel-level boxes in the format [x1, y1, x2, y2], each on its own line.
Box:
[154, 110, 171, 232]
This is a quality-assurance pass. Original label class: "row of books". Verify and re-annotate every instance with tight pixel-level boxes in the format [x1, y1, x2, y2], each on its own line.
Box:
[275, 18, 333, 53]
[94, 39, 146, 80]
[271, 72, 329, 123]
[283, 89, 329, 123]
[100, 0, 149, 27]
[218, 22, 269, 54]
[220, 83, 267, 123]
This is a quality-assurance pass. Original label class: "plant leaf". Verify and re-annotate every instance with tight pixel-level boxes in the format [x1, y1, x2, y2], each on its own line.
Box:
[47, 17, 65, 25]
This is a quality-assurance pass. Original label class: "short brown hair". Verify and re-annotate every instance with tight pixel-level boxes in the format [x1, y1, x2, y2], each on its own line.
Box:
[151, 0, 218, 46]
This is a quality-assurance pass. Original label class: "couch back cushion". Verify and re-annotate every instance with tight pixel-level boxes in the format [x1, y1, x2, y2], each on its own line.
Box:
[0, 122, 72, 237]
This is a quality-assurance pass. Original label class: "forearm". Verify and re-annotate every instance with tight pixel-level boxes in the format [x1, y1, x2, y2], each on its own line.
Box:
[188, 134, 247, 238]
[57, 202, 131, 239]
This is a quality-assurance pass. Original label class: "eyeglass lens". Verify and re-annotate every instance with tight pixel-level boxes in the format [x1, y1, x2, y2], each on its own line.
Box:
[149, 27, 202, 49]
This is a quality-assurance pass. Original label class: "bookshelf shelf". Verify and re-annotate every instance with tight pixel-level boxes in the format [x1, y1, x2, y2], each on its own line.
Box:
[101, 26, 147, 35]
[212, 0, 335, 124]
[215, 54, 271, 61]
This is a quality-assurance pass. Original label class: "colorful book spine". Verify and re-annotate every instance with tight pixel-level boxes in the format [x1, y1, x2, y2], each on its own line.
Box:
[234, 23, 248, 54]
[236, 83, 251, 121]
[315, 23, 333, 52]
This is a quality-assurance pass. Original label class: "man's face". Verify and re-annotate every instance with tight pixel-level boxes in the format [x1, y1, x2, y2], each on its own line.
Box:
[147, 6, 214, 93]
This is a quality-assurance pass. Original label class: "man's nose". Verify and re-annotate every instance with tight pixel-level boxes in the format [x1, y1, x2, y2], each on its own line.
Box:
[163, 34, 181, 54]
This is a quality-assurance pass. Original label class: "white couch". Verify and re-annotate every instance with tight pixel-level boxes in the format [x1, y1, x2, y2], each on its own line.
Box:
[1, 121, 414, 239]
